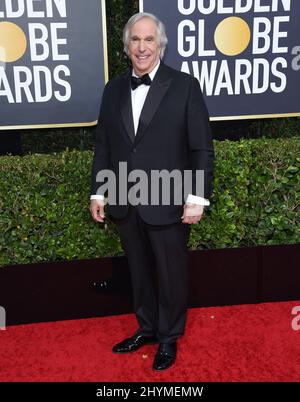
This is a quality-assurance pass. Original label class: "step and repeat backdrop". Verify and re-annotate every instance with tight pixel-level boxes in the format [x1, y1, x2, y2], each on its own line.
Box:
[0, 0, 299, 128]
[0, 0, 108, 129]
[140, 0, 300, 120]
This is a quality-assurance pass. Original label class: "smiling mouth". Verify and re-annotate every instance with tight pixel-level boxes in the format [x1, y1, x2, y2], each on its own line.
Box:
[136, 55, 150, 60]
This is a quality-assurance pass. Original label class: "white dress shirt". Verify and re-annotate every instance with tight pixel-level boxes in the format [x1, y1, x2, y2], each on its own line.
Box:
[131, 61, 161, 134]
[91, 60, 210, 207]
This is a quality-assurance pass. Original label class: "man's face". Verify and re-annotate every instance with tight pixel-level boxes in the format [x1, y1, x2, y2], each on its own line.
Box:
[128, 17, 161, 76]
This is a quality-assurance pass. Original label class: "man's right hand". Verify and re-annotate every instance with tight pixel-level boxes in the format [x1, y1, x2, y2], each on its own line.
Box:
[90, 199, 105, 223]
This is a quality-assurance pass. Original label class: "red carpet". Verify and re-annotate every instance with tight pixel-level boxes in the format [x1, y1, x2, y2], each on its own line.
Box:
[1, 301, 300, 382]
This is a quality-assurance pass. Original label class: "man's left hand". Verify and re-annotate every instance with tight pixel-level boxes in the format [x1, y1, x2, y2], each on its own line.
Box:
[181, 203, 204, 224]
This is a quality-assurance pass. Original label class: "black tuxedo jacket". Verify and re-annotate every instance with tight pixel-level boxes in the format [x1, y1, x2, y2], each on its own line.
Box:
[91, 62, 214, 225]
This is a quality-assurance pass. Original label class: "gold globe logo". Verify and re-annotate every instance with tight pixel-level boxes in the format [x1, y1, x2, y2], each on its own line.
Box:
[0, 21, 27, 62]
[214, 17, 251, 56]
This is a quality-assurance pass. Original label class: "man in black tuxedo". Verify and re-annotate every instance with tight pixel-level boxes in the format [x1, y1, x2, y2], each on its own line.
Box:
[90, 13, 214, 371]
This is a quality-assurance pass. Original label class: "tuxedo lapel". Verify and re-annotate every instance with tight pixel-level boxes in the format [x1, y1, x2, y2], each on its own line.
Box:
[134, 62, 173, 146]
[120, 71, 135, 144]
[120, 63, 173, 146]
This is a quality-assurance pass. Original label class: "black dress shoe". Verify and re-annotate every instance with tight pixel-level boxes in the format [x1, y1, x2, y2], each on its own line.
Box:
[112, 331, 158, 353]
[153, 342, 177, 371]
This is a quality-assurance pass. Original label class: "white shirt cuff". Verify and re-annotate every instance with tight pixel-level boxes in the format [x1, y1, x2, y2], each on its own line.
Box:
[186, 194, 210, 206]
[90, 195, 105, 201]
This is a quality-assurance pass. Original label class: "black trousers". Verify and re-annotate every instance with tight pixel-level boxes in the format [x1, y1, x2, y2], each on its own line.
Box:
[115, 206, 191, 343]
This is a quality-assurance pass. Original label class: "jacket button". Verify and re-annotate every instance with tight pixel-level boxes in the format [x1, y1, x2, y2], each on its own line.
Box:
[132, 148, 136, 153]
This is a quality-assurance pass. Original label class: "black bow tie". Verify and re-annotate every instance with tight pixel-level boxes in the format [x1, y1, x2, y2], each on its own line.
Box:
[131, 74, 152, 90]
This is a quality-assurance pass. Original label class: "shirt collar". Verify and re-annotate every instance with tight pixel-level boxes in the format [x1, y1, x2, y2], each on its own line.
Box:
[132, 59, 161, 80]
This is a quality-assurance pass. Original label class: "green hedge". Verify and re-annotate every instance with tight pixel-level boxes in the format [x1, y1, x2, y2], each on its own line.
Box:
[0, 137, 299, 267]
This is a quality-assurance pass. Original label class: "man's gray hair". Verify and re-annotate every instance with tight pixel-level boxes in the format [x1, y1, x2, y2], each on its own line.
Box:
[123, 12, 168, 58]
